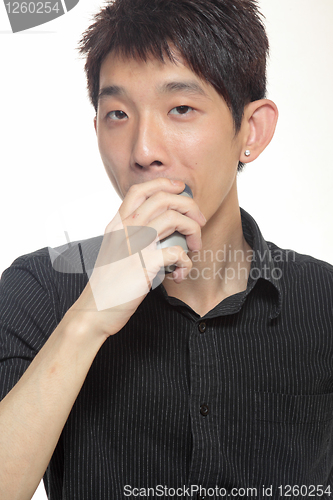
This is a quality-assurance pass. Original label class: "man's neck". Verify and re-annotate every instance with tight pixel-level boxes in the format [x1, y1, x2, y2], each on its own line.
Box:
[162, 196, 252, 317]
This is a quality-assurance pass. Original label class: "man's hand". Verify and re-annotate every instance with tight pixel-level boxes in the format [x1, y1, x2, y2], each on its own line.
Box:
[69, 178, 206, 339]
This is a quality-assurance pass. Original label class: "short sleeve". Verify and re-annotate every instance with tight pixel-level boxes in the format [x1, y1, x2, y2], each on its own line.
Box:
[0, 254, 59, 402]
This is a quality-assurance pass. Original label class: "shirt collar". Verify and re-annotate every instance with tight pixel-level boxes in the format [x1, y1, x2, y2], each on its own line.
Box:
[155, 208, 283, 320]
[240, 208, 283, 319]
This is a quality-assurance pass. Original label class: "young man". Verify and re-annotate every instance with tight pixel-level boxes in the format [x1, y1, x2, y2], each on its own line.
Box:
[0, 0, 332, 499]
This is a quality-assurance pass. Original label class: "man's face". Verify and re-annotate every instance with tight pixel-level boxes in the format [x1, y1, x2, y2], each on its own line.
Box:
[95, 50, 244, 221]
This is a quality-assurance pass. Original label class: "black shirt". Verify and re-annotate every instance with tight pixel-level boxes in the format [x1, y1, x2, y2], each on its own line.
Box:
[1, 208, 333, 499]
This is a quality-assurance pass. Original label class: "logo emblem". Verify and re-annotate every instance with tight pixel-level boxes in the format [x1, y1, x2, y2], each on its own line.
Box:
[49, 223, 166, 311]
[4, 0, 80, 33]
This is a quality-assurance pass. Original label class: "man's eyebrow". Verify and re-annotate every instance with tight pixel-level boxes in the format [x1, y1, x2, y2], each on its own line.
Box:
[98, 81, 210, 102]
[98, 85, 126, 102]
[157, 80, 210, 98]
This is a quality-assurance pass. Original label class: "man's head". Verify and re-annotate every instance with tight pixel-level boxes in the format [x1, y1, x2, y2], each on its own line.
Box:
[79, 0, 269, 172]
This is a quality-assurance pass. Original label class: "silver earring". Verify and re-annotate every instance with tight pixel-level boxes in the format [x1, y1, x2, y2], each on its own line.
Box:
[244, 150, 251, 157]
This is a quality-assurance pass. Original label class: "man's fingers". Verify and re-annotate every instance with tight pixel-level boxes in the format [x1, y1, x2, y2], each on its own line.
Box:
[147, 210, 203, 251]
[163, 246, 193, 282]
[122, 190, 206, 229]
[119, 178, 185, 220]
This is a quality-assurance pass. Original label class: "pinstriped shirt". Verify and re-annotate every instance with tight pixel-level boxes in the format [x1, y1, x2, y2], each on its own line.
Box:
[1, 208, 333, 499]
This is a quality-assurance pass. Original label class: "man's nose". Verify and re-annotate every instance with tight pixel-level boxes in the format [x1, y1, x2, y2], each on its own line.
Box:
[130, 115, 169, 169]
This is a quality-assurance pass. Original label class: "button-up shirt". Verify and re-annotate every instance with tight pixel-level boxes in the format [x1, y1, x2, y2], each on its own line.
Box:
[1, 208, 333, 499]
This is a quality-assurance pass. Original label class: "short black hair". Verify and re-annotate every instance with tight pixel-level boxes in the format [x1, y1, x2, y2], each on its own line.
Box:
[79, 0, 269, 171]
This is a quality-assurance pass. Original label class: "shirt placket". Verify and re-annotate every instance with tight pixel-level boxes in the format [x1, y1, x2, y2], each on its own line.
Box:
[187, 318, 222, 497]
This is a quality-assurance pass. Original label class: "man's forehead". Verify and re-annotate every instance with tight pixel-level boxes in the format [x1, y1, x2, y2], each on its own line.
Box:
[98, 50, 213, 101]
[101, 44, 184, 71]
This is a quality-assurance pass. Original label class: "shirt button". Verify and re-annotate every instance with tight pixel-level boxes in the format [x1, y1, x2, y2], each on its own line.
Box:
[198, 321, 206, 333]
[200, 403, 209, 416]
[197, 495, 206, 500]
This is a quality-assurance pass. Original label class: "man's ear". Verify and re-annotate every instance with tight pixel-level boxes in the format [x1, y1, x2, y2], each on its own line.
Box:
[94, 116, 97, 133]
[239, 99, 278, 163]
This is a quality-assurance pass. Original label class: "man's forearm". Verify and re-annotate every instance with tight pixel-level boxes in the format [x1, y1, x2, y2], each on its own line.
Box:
[0, 311, 106, 500]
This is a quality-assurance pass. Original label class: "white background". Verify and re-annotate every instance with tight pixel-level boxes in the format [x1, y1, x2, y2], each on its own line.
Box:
[0, 1, 332, 498]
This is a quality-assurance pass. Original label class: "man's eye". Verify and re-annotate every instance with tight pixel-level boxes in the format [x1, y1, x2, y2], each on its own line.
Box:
[169, 106, 194, 115]
[107, 110, 128, 120]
